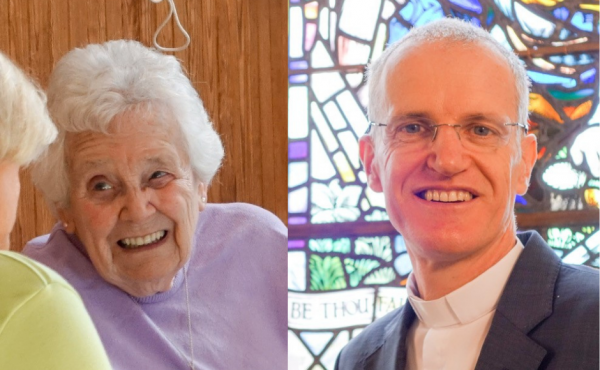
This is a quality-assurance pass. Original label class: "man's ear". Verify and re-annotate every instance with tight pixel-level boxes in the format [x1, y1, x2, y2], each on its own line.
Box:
[516, 133, 538, 195]
[57, 206, 76, 234]
[359, 135, 383, 192]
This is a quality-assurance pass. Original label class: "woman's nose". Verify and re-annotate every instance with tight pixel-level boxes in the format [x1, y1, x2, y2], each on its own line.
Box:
[119, 188, 155, 222]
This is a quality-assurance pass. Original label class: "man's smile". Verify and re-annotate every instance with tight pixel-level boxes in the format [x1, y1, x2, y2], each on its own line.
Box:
[418, 189, 477, 202]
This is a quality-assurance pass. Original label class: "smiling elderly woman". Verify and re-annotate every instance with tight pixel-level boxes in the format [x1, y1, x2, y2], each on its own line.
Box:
[23, 40, 286, 370]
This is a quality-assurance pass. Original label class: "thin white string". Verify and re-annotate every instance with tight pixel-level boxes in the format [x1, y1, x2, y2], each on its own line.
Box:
[183, 266, 195, 370]
[150, 0, 191, 52]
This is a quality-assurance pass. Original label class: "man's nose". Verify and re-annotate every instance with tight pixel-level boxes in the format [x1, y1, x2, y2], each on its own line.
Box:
[426, 125, 470, 176]
[119, 188, 155, 222]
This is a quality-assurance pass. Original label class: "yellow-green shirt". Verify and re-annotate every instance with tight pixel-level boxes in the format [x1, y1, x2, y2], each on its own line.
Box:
[0, 251, 111, 370]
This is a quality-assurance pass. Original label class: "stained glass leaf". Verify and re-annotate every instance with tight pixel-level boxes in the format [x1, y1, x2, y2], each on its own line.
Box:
[309, 255, 347, 290]
[364, 267, 396, 285]
[309, 238, 352, 253]
[355, 237, 393, 262]
[344, 258, 381, 287]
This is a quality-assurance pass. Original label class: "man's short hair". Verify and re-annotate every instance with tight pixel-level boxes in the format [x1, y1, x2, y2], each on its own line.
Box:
[367, 18, 531, 142]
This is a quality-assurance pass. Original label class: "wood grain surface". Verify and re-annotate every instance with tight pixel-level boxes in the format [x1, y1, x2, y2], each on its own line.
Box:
[1, 0, 287, 250]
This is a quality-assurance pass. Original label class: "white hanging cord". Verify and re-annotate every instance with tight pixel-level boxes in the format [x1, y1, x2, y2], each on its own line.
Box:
[150, 0, 191, 52]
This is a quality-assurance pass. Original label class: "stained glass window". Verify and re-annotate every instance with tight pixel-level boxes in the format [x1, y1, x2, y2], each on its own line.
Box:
[288, 0, 599, 368]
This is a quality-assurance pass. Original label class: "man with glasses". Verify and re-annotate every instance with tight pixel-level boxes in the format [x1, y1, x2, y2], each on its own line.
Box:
[335, 18, 598, 370]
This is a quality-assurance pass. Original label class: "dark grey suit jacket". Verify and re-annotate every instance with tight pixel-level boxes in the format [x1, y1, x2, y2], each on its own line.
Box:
[335, 231, 599, 370]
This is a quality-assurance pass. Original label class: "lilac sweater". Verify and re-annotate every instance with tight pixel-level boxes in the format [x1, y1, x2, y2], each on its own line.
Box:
[23, 203, 287, 370]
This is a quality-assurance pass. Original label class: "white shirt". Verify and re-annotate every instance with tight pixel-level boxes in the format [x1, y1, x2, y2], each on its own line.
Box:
[405, 240, 524, 370]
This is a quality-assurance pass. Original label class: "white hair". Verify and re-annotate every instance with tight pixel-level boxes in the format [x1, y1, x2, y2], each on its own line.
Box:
[31, 40, 224, 213]
[0, 52, 57, 165]
[367, 18, 530, 141]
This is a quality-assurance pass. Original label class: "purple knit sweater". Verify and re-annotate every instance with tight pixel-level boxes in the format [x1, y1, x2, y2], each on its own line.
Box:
[23, 203, 287, 370]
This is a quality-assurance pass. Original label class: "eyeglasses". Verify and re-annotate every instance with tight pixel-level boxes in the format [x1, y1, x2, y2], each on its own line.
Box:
[369, 118, 528, 152]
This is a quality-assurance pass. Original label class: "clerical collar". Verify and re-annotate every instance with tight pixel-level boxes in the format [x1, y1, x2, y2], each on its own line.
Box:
[407, 240, 524, 328]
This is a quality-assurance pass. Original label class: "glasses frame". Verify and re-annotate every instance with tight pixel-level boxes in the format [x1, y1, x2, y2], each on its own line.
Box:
[368, 121, 529, 138]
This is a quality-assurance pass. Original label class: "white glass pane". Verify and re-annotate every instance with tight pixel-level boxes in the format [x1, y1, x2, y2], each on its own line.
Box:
[382, 0, 396, 19]
[345, 72, 364, 88]
[311, 41, 335, 68]
[289, 7, 304, 58]
[311, 72, 345, 102]
[311, 130, 336, 180]
[299, 332, 334, 355]
[338, 37, 371, 65]
[289, 162, 309, 188]
[542, 162, 587, 190]
[320, 331, 350, 370]
[336, 91, 369, 136]
[289, 86, 309, 139]
[319, 7, 330, 40]
[366, 187, 386, 208]
[288, 331, 314, 370]
[311, 102, 339, 151]
[339, 0, 382, 41]
[329, 11, 337, 50]
[514, 2, 556, 38]
[571, 126, 600, 177]
[371, 24, 387, 62]
[338, 130, 360, 169]
[490, 25, 512, 51]
[289, 186, 309, 213]
[323, 101, 348, 130]
[288, 251, 307, 291]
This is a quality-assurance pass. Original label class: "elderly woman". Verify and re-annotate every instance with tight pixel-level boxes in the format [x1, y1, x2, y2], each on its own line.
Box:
[23, 40, 286, 370]
[0, 52, 111, 369]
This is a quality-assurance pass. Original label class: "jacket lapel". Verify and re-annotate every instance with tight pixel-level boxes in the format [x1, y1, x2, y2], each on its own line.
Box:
[475, 231, 561, 370]
[362, 301, 416, 370]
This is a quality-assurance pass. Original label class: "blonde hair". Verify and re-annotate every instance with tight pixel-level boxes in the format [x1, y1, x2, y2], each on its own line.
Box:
[0, 52, 57, 165]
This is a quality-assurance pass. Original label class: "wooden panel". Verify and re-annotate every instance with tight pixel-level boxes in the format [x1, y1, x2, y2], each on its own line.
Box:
[1, 0, 287, 251]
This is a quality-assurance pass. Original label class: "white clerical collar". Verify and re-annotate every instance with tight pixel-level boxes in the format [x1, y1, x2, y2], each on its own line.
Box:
[407, 239, 524, 328]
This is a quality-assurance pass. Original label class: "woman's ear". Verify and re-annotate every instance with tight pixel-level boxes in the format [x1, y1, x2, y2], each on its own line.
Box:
[57, 207, 76, 234]
[197, 182, 207, 211]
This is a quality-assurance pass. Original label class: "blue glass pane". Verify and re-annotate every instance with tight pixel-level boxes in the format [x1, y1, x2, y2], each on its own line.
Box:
[486, 7, 494, 26]
[527, 71, 577, 88]
[400, 0, 444, 27]
[290, 60, 309, 70]
[581, 69, 597, 84]
[388, 18, 410, 44]
[552, 7, 569, 21]
[449, 9, 481, 26]
[571, 11, 594, 32]
[290, 74, 309, 83]
[448, 0, 482, 14]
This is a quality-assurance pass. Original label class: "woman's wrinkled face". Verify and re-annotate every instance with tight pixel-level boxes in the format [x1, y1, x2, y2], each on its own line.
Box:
[0, 161, 20, 250]
[60, 109, 205, 297]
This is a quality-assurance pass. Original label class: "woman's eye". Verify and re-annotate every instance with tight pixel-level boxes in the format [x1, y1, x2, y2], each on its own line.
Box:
[149, 171, 173, 188]
[92, 182, 113, 191]
[150, 171, 168, 179]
